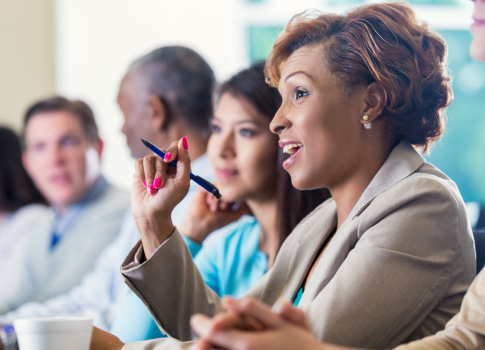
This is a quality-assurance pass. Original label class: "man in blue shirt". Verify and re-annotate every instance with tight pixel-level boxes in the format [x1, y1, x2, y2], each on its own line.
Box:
[0, 97, 130, 314]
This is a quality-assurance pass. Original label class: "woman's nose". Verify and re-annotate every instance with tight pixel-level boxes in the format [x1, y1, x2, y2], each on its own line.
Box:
[218, 132, 236, 159]
[270, 107, 291, 135]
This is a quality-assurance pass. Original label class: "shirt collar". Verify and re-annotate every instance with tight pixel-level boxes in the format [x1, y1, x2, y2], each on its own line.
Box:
[49, 176, 110, 251]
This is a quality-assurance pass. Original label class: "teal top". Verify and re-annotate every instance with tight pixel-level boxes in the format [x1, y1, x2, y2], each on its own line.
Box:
[110, 216, 267, 342]
[293, 287, 304, 306]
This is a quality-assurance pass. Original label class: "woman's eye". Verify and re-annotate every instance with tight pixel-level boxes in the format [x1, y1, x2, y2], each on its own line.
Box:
[240, 129, 254, 137]
[295, 87, 309, 100]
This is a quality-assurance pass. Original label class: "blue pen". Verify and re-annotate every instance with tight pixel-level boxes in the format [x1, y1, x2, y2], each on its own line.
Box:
[141, 139, 222, 199]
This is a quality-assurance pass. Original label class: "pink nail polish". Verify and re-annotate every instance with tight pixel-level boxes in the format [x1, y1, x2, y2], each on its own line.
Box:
[182, 137, 188, 150]
[164, 152, 172, 161]
[143, 180, 147, 187]
[147, 184, 155, 195]
[154, 177, 161, 188]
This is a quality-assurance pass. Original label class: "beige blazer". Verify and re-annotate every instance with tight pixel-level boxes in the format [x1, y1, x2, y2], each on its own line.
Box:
[121, 141, 476, 350]
[395, 268, 485, 350]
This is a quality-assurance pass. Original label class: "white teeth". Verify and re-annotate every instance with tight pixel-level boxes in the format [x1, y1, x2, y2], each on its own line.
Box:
[283, 143, 303, 155]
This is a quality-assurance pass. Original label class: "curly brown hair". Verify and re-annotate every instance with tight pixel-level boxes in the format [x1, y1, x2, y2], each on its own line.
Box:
[266, 2, 453, 153]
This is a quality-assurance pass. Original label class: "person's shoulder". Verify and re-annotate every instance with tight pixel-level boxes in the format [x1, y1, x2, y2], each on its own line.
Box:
[203, 216, 260, 249]
[196, 216, 261, 268]
[9, 204, 53, 230]
[386, 161, 462, 206]
[4, 204, 53, 239]
[90, 181, 130, 211]
[13, 204, 52, 220]
[219, 215, 259, 240]
[102, 182, 130, 201]
[365, 161, 468, 235]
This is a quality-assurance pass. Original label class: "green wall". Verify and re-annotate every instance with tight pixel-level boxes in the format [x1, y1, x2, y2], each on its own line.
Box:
[425, 31, 485, 203]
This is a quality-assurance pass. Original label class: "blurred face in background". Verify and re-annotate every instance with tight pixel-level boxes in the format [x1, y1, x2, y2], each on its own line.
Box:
[471, 0, 485, 61]
[118, 73, 156, 159]
[208, 93, 279, 203]
[23, 111, 102, 209]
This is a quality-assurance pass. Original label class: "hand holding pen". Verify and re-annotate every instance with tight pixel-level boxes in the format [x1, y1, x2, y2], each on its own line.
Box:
[132, 137, 193, 258]
[141, 138, 221, 199]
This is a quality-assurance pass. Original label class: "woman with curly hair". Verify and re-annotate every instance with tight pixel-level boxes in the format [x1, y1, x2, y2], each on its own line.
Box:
[90, 2, 475, 350]
[191, 2, 485, 350]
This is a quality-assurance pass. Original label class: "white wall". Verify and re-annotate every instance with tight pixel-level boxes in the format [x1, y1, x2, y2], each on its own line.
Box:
[0, 0, 55, 131]
[55, 0, 248, 190]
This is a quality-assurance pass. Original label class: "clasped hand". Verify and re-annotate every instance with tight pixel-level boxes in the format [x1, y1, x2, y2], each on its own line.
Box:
[190, 298, 327, 350]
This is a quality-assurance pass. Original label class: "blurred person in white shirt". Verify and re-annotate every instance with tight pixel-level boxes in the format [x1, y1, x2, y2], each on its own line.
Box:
[0, 46, 217, 336]
[0, 97, 129, 314]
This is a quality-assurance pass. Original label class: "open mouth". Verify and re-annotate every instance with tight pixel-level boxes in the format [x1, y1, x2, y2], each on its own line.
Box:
[279, 141, 304, 170]
[282, 143, 303, 155]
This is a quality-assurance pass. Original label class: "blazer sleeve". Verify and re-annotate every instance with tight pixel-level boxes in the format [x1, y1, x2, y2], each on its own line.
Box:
[394, 269, 485, 350]
[303, 176, 474, 349]
[120, 228, 269, 343]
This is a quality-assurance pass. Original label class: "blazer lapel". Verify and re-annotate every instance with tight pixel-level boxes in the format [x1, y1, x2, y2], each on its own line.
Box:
[262, 141, 425, 309]
[260, 200, 338, 307]
[299, 141, 426, 307]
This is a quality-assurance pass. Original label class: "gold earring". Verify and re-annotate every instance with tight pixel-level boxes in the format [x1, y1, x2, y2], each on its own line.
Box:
[363, 115, 369, 121]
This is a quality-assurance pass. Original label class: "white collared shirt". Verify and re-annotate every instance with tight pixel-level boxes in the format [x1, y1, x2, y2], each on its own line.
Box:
[0, 154, 214, 329]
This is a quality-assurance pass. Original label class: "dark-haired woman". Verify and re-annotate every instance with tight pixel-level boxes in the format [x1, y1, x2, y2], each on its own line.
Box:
[0, 127, 48, 313]
[107, 62, 329, 343]
[90, 3, 475, 350]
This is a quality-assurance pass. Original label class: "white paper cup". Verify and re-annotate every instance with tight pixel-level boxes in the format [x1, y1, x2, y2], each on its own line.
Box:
[14, 317, 92, 350]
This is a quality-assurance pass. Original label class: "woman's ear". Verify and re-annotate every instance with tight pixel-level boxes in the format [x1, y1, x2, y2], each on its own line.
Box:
[361, 82, 387, 124]
[148, 95, 168, 130]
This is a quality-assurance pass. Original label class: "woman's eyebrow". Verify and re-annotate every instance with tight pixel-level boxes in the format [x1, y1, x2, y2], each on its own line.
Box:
[236, 120, 260, 126]
[284, 70, 314, 82]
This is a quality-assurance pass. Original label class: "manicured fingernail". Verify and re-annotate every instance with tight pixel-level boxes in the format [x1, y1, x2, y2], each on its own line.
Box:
[143, 180, 147, 187]
[182, 136, 188, 150]
[147, 184, 155, 195]
[154, 177, 161, 188]
[164, 152, 172, 161]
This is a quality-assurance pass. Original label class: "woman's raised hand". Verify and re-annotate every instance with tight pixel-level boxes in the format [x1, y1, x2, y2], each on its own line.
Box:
[131, 137, 191, 258]
[179, 189, 250, 244]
